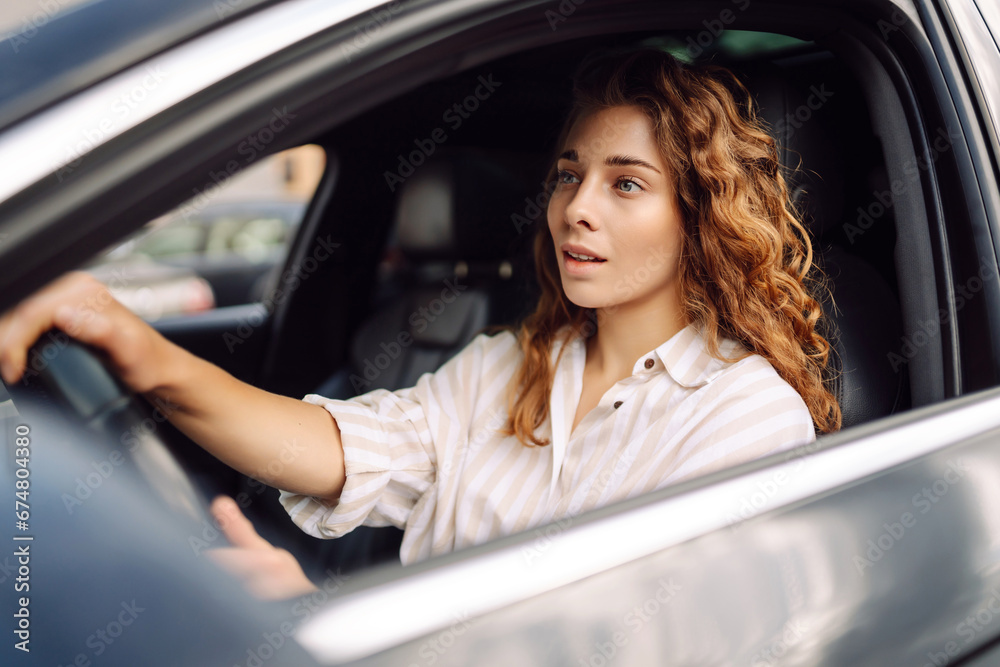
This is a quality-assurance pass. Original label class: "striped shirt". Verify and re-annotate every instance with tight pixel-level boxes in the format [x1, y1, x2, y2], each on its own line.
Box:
[278, 324, 815, 565]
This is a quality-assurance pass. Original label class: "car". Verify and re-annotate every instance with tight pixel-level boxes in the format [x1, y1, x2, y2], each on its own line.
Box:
[1, 0, 999, 665]
[90, 200, 307, 312]
[85, 257, 216, 320]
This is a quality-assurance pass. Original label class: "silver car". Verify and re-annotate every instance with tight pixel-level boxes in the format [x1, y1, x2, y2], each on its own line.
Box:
[1, 0, 999, 665]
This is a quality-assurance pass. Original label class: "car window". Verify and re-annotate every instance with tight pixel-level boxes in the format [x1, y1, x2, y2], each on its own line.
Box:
[87, 144, 325, 319]
[229, 217, 290, 261]
[656, 29, 809, 62]
[134, 223, 206, 258]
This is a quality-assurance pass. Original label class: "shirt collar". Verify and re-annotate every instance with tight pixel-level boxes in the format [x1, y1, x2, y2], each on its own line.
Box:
[651, 323, 746, 388]
[546, 322, 743, 500]
[557, 322, 745, 388]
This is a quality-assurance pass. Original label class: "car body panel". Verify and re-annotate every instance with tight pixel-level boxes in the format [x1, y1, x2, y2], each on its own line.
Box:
[947, 0, 1000, 176]
[0, 0, 278, 132]
[0, 0, 383, 205]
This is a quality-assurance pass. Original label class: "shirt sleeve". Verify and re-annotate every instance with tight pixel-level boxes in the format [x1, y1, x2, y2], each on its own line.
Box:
[277, 386, 437, 538]
[276, 332, 499, 539]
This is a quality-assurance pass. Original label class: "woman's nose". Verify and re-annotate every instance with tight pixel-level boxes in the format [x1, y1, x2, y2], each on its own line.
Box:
[563, 177, 601, 231]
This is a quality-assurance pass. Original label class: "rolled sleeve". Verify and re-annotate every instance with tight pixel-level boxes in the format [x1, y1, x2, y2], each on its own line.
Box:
[278, 388, 436, 539]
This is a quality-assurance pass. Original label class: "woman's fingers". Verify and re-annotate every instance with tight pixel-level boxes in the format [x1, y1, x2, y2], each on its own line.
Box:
[206, 546, 273, 578]
[210, 495, 272, 550]
[207, 546, 317, 599]
[0, 272, 81, 383]
[0, 271, 118, 384]
[0, 270, 166, 392]
[207, 496, 317, 600]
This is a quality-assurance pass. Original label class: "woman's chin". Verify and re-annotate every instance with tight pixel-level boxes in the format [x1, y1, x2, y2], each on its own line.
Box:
[562, 290, 620, 312]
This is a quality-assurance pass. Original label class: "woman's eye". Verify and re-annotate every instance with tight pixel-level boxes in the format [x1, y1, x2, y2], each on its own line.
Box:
[617, 178, 642, 193]
[556, 169, 578, 185]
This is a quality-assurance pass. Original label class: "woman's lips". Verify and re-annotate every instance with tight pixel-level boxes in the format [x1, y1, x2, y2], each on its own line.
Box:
[562, 250, 607, 275]
[561, 243, 606, 261]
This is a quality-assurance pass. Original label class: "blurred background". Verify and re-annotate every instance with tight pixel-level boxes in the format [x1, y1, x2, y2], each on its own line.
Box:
[84, 146, 326, 320]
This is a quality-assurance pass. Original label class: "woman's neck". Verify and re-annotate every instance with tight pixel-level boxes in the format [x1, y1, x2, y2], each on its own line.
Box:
[586, 290, 686, 381]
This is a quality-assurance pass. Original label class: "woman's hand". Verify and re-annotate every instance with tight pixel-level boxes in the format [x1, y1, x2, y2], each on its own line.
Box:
[0, 270, 348, 505]
[0, 271, 168, 393]
[207, 496, 318, 600]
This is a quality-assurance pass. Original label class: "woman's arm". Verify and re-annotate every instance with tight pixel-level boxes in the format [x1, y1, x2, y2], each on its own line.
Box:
[150, 341, 346, 498]
[0, 271, 346, 499]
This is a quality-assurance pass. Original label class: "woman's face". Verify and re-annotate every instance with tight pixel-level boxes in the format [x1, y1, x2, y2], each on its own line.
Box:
[547, 105, 685, 314]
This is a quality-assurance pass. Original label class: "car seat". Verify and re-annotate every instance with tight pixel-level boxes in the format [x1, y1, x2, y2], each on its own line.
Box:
[740, 59, 910, 426]
[251, 148, 537, 576]
[313, 149, 532, 400]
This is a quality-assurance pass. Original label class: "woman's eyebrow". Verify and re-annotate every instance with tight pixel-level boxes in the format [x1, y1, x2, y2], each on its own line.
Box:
[605, 153, 661, 174]
[557, 150, 661, 175]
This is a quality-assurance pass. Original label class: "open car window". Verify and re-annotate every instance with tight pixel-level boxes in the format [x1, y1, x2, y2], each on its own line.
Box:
[84, 145, 325, 319]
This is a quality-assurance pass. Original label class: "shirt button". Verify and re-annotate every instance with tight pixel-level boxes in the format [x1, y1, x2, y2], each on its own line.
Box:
[644, 358, 654, 369]
[613, 401, 623, 409]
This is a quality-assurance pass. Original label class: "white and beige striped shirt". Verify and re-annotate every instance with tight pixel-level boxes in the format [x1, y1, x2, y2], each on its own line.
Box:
[278, 324, 815, 564]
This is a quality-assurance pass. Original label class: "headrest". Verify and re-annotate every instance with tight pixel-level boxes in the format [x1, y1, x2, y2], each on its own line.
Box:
[739, 62, 845, 240]
[394, 149, 530, 261]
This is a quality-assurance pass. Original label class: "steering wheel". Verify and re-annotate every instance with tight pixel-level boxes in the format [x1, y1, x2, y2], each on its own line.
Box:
[7, 329, 210, 524]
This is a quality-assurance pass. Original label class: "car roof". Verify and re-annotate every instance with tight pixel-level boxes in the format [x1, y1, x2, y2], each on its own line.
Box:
[0, 0, 279, 132]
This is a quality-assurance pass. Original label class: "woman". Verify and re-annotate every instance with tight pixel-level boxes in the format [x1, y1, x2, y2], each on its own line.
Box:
[0, 49, 839, 598]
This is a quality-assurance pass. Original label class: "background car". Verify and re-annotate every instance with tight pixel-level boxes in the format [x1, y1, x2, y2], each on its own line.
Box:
[1, 0, 999, 665]
[84, 145, 323, 317]
[85, 258, 216, 320]
[88, 199, 307, 315]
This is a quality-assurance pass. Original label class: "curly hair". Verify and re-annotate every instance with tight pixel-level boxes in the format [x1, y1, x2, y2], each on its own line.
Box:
[505, 48, 841, 445]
